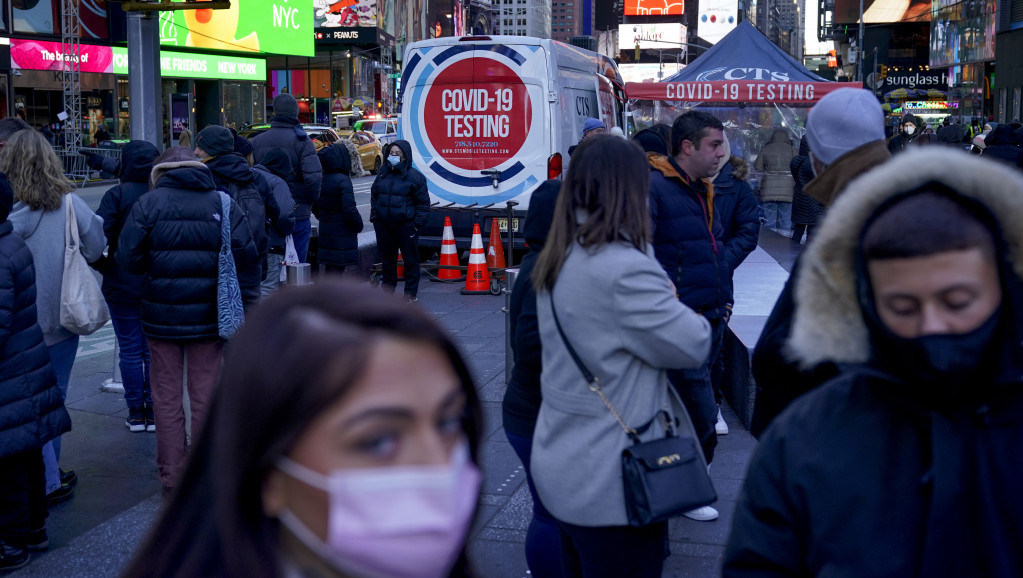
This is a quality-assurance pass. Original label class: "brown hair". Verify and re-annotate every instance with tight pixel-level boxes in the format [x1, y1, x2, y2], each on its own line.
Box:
[0, 128, 74, 211]
[533, 135, 651, 291]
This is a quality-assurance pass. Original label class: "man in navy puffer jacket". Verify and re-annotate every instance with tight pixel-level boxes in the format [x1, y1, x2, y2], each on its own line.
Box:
[0, 174, 70, 570]
[370, 140, 430, 302]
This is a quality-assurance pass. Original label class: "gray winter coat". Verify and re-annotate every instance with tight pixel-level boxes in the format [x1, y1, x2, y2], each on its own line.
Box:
[755, 130, 796, 203]
[532, 240, 712, 526]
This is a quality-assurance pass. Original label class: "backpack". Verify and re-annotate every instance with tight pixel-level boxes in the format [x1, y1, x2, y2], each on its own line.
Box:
[222, 180, 269, 261]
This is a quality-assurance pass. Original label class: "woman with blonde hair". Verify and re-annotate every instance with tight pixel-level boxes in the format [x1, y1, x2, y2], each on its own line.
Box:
[2, 128, 105, 512]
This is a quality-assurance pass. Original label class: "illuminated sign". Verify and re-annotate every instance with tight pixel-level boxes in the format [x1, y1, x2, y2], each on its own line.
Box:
[625, 0, 684, 16]
[626, 80, 864, 104]
[697, 0, 737, 45]
[834, 0, 929, 24]
[157, 0, 313, 57]
[11, 39, 267, 81]
[618, 23, 686, 51]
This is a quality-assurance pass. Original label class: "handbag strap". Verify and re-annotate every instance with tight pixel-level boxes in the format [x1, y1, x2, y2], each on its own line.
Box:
[65, 194, 81, 248]
[549, 299, 641, 441]
[217, 191, 231, 249]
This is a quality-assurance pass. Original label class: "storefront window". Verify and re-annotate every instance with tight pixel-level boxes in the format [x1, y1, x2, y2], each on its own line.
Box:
[224, 82, 267, 128]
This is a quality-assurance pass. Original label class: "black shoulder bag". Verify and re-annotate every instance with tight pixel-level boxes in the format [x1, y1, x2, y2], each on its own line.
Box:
[550, 301, 717, 527]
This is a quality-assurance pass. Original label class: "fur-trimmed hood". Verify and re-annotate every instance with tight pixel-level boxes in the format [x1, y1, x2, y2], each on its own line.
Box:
[149, 159, 215, 192]
[789, 148, 1023, 368]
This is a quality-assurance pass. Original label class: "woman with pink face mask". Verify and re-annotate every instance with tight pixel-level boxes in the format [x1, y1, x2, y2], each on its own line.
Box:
[122, 280, 483, 578]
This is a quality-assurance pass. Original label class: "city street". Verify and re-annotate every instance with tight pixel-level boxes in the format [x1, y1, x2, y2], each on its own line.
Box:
[10, 183, 796, 576]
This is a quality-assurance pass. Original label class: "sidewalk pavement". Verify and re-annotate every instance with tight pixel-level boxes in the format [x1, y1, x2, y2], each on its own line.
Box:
[13, 231, 792, 578]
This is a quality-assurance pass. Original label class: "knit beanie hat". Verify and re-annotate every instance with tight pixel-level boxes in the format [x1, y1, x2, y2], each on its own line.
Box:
[196, 126, 235, 157]
[234, 134, 254, 158]
[273, 93, 299, 119]
[583, 117, 606, 133]
[0, 173, 12, 222]
[633, 128, 669, 155]
[806, 88, 885, 165]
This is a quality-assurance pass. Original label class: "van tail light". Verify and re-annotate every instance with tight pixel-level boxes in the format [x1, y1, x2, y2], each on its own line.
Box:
[460, 36, 492, 41]
[547, 152, 563, 180]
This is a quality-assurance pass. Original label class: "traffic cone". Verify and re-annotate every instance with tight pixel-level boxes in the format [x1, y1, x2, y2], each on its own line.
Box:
[461, 223, 493, 295]
[435, 216, 464, 282]
[396, 249, 404, 281]
[486, 218, 507, 270]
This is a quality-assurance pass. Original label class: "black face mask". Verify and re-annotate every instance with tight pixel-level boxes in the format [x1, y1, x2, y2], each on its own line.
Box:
[871, 308, 1002, 405]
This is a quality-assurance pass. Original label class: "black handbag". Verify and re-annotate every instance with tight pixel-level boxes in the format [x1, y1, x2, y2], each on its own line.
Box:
[550, 301, 718, 527]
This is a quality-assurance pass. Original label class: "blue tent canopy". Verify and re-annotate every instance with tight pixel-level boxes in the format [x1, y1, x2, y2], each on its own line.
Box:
[662, 21, 827, 83]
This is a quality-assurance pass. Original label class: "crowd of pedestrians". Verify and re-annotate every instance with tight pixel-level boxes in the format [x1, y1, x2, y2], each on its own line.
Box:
[3, 85, 1023, 578]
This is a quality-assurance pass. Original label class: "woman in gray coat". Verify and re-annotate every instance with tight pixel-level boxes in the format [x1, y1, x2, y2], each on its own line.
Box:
[755, 129, 796, 234]
[531, 135, 712, 577]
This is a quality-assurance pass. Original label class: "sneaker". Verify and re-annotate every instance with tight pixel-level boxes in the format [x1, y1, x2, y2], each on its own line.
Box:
[144, 406, 156, 433]
[406, 295, 418, 303]
[23, 527, 48, 551]
[682, 505, 719, 522]
[125, 407, 146, 432]
[0, 541, 29, 571]
[60, 468, 77, 488]
[715, 407, 729, 436]
[46, 481, 75, 507]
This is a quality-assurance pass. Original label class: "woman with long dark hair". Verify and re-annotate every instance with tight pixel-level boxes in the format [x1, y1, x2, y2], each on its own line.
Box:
[122, 281, 483, 578]
[531, 135, 713, 577]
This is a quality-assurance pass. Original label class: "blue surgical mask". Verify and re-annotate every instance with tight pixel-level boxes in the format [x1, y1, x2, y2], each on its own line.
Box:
[388, 155, 402, 166]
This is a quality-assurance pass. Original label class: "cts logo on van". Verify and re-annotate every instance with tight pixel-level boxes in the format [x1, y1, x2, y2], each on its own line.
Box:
[423, 58, 532, 170]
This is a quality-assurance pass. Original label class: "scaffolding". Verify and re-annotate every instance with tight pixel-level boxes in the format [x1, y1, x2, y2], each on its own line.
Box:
[61, 0, 90, 182]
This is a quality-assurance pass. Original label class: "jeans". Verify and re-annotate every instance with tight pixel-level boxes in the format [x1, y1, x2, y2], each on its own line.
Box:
[558, 519, 668, 578]
[668, 317, 724, 464]
[323, 264, 348, 276]
[376, 222, 421, 298]
[762, 201, 793, 232]
[261, 252, 283, 297]
[791, 224, 816, 245]
[0, 449, 47, 542]
[506, 432, 565, 578]
[42, 336, 78, 494]
[147, 338, 223, 489]
[292, 218, 312, 263]
[107, 301, 151, 409]
[709, 317, 727, 406]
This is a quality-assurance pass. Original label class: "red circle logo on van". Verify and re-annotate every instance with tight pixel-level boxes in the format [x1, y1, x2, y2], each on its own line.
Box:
[423, 58, 532, 171]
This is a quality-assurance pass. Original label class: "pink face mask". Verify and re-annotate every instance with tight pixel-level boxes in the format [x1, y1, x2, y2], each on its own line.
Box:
[276, 441, 481, 578]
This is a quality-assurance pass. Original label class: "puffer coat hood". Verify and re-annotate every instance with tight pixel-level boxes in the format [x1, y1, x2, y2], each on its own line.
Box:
[256, 148, 294, 180]
[380, 140, 414, 176]
[318, 142, 352, 174]
[118, 140, 160, 183]
[789, 148, 1023, 369]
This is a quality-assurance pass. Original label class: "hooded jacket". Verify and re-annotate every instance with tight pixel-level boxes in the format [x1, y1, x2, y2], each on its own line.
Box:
[116, 158, 259, 341]
[251, 117, 322, 220]
[790, 136, 824, 227]
[887, 114, 922, 155]
[95, 140, 159, 305]
[755, 130, 795, 203]
[648, 154, 730, 318]
[750, 139, 891, 436]
[502, 180, 561, 439]
[726, 149, 1023, 577]
[712, 156, 760, 291]
[204, 152, 274, 304]
[252, 148, 297, 251]
[0, 220, 71, 458]
[313, 143, 364, 267]
[370, 140, 430, 229]
[980, 124, 1023, 168]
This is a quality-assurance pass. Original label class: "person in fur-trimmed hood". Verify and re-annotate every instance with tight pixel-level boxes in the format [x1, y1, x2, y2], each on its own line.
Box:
[724, 148, 1023, 577]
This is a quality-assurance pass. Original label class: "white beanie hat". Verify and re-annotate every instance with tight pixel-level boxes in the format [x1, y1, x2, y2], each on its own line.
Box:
[805, 88, 885, 165]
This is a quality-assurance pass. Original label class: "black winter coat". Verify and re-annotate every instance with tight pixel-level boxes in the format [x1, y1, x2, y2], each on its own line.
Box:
[252, 148, 297, 251]
[314, 144, 364, 267]
[712, 159, 761, 299]
[95, 140, 159, 306]
[370, 140, 430, 229]
[0, 221, 71, 458]
[116, 161, 260, 341]
[648, 155, 730, 318]
[726, 368, 1023, 577]
[205, 152, 277, 304]
[502, 180, 561, 439]
[790, 137, 824, 227]
[251, 117, 322, 219]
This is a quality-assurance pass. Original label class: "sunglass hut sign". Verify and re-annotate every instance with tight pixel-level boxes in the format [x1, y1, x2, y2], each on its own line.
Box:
[881, 73, 945, 90]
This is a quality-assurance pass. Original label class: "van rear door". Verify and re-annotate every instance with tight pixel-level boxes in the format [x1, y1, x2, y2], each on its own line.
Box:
[401, 39, 549, 210]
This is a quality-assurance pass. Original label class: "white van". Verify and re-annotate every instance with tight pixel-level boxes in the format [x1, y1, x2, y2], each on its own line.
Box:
[398, 35, 627, 252]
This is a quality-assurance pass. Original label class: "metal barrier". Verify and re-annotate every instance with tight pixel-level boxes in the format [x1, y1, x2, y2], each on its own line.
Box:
[56, 146, 122, 185]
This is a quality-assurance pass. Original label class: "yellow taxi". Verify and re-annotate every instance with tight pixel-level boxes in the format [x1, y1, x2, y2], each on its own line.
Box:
[348, 130, 384, 174]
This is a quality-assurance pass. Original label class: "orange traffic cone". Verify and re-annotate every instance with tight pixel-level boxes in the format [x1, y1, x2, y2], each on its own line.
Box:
[461, 223, 493, 295]
[435, 216, 465, 282]
[486, 218, 507, 270]
[396, 249, 405, 281]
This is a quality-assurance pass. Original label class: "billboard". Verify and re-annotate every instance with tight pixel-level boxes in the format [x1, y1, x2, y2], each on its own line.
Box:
[697, 0, 737, 45]
[618, 23, 687, 51]
[833, 0, 930, 24]
[157, 0, 313, 57]
[625, 0, 684, 16]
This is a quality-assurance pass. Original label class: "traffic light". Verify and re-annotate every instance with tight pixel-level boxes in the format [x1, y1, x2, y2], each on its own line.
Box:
[879, 65, 888, 80]
[827, 50, 837, 68]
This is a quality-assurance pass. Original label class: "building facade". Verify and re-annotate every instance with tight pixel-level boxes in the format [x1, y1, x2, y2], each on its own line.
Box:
[494, 0, 552, 38]
[552, 0, 597, 42]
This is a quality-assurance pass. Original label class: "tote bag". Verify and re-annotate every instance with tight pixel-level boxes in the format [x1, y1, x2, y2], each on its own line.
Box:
[217, 192, 245, 340]
[59, 195, 110, 335]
